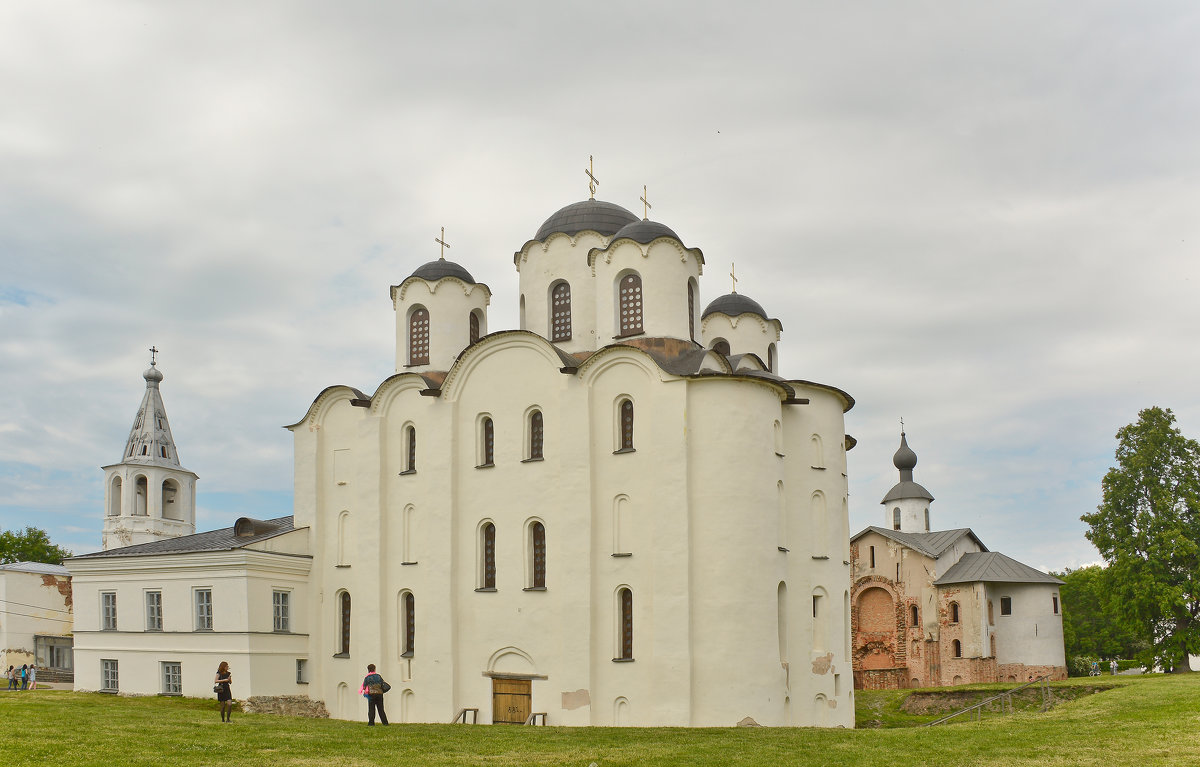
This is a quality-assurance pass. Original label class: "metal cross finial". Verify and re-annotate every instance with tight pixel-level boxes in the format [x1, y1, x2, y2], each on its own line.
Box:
[149, 346, 159, 366]
[435, 227, 450, 260]
[585, 155, 598, 200]
[640, 184, 652, 220]
[900, 417, 905, 436]
[730, 263, 738, 294]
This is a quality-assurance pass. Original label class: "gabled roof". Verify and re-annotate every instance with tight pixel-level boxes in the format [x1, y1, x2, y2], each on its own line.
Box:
[69, 516, 299, 560]
[933, 551, 1064, 586]
[0, 561, 70, 576]
[851, 526, 987, 559]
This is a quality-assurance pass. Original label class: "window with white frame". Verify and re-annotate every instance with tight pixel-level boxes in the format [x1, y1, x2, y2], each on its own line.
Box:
[195, 589, 213, 631]
[161, 661, 181, 695]
[296, 659, 309, 684]
[273, 590, 290, 632]
[145, 591, 163, 631]
[101, 592, 117, 631]
[101, 659, 119, 691]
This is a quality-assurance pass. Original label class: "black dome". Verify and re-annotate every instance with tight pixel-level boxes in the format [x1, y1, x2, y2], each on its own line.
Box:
[534, 199, 639, 241]
[701, 293, 768, 319]
[893, 433, 918, 471]
[410, 259, 476, 284]
[612, 219, 681, 244]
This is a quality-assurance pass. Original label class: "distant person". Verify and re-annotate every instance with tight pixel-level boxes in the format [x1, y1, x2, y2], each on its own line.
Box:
[214, 661, 234, 722]
[20, 664, 28, 690]
[27, 665, 36, 691]
[362, 664, 389, 725]
[5, 666, 13, 691]
[1110, 659, 1119, 675]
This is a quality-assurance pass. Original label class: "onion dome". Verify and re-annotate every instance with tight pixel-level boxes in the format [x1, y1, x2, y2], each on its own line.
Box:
[534, 199, 639, 241]
[701, 293, 768, 320]
[611, 219, 680, 244]
[881, 432, 934, 503]
[893, 433, 918, 473]
[143, 364, 164, 384]
[409, 259, 475, 284]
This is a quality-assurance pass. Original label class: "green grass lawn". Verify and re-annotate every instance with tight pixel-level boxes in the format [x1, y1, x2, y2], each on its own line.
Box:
[2, 674, 1198, 767]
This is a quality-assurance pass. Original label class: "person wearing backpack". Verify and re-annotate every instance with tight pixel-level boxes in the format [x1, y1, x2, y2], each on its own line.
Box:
[361, 663, 389, 725]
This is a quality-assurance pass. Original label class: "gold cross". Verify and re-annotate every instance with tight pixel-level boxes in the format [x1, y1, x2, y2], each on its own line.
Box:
[640, 184, 651, 220]
[435, 227, 450, 260]
[730, 263, 738, 294]
[149, 346, 159, 365]
[585, 155, 598, 200]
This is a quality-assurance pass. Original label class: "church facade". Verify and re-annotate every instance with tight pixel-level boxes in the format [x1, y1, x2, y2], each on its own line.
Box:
[849, 435, 1067, 689]
[70, 189, 858, 727]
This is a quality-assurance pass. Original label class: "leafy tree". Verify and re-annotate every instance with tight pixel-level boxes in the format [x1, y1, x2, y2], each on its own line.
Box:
[0, 526, 71, 565]
[1082, 407, 1200, 671]
[1052, 565, 1149, 660]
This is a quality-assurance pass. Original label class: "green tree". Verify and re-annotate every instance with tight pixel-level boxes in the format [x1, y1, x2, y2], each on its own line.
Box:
[0, 526, 71, 565]
[1082, 407, 1200, 671]
[1053, 565, 1149, 659]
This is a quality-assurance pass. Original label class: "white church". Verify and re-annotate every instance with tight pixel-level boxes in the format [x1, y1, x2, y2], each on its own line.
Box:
[68, 185, 858, 727]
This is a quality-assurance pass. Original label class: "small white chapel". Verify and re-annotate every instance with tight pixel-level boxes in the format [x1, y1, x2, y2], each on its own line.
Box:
[68, 177, 858, 727]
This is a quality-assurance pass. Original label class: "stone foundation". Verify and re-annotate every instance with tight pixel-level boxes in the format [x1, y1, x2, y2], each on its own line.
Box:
[997, 663, 1068, 683]
[240, 695, 329, 718]
[854, 668, 908, 690]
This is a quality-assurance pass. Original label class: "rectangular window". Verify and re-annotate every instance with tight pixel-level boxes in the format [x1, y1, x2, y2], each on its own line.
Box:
[273, 590, 290, 632]
[869, 546, 875, 569]
[195, 589, 213, 631]
[161, 662, 181, 695]
[296, 659, 309, 684]
[145, 591, 163, 631]
[1000, 596, 1012, 616]
[101, 592, 117, 631]
[1052, 595, 1059, 614]
[101, 659, 119, 692]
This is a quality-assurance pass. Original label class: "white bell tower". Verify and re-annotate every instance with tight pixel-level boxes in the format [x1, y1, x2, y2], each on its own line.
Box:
[880, 430, 934, 533]
[101, 349, 197, 550]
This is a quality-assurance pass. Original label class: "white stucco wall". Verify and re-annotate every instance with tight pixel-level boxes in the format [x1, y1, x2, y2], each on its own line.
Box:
[987, 582, 1065, 667]
[700, 312, 782, 371]
[0, 567, 73, 671]
[392, 276, 490, 372]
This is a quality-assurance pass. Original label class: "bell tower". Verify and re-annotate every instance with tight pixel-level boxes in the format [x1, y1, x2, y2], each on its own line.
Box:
[101, 349, 198, 550]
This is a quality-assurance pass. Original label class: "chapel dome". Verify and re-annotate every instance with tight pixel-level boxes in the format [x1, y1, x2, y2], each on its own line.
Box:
[701, 293, 768, 320]
[893, 433, 918, 471]
[611, 219, 681, 244]
[409, 259, 476, 284]
[143, 365, 164, 383]
[534, 199, 639, 241]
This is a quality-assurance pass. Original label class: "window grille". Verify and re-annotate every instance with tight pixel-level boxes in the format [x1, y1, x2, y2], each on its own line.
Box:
[273, 590, 290, 632]
[619, 400, 634, 451]
[409, 308, 430, 365]
[145, 591, 162, 631]
[531, 522, 546, 588]
[102, 592, 117, 631]
[619, 588, 633, 660]
[339, 592, 352, 654]
[618, 274, 643, 336]
[481, 418, 494, 466]
[402, 592, 415, 657]
[195, 589, 213, 631]
[482, 523, 496, 589]
[529, 411, 543, 460]
[469, 312, 480, 344]
[162, 662, 181, 695]
[551, 282, 572, 341]
[101, 659, 119, 692]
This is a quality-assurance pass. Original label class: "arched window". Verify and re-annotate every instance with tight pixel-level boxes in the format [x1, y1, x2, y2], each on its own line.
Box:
[810, 434, 824, 468]
[712, 338, 730, 356]
[618, 399, 634, 451]
[910, 604, 919, 627]
[952, 639, 962, 658]
[408, 307, 430, 365]
[617, 273, 643, 336]
[479, 417, 494, 467]
[550, 282, 572, 341]
[988, 600, 994, 625]
[767, 343, 777, 373]
[404, 425, 416, 473]
[990, 634, 996, 657]
[469, 311, 480, 344]
[812, 591, 827, 652]
[401, 592, 415, 657]
[530, 522, 546, 588]
[617, 588, 634, 660]
[161, 479, 181, 521]
[480, 522, 496, 589]
[338, 591, 351, 655]
[108, 475, 122, 517]
[893, 507, 902, 530]
[924, 507, 930, 531]
[777, 582, 788, 665]
[528, 411, 544, 460]
[950, 601, 960, 623]
[687, 281, 696, 342]
[134, 476, 148, 516]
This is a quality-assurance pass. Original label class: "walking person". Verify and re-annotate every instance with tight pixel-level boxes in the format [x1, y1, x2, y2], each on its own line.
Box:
[20, 664, 28, 690]
[362, 664, 389, 725]
[4, 666, 12, 691]
[27, 665, 36, 691]
[214, 661, 234, 722]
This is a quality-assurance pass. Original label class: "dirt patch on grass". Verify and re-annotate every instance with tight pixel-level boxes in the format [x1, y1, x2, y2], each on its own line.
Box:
[901, 684, 1114, 715]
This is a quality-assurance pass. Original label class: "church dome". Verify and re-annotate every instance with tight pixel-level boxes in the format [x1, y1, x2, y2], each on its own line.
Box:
[611, 219, 680, 244]
[143, 365, 164, 383]
[893, 433, 918, 471]
[702, 293, 768, 320]
[410, 259, 476, 284]
[534, 199, 639, 241]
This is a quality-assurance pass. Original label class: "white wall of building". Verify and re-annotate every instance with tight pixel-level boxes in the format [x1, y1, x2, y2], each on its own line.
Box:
[0, 565, 73, 672]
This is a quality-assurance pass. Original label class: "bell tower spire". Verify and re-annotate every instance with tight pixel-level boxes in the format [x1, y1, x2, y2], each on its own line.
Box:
[101, 351, 198, 550]
[880, 427, 935, 532]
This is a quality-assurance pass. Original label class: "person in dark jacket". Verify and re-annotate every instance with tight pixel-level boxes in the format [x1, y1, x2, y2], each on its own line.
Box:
[214, 661, 233, 722]
[362, 664, 388, 725]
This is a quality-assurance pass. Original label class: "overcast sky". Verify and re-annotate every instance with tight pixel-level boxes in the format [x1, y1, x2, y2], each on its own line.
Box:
[2, 1, 1197, 572]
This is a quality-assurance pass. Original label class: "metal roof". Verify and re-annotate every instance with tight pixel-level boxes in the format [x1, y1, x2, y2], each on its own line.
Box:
[116, 363, 191, 471]
[881, 480, 934, 503]
[934, 551, 1064, 586]
[611, 219, 681, 244]
[701, 293, 770, 320]
[534, 199, 639, 241]
[0, 561, 70, 575]
[851, 526, 986, 559]
[69, 516, 298, 559]
[410, 259, 476, 284]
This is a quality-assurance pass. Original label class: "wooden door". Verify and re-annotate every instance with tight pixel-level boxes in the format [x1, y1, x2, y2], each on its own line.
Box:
[492, 678, 531, 724]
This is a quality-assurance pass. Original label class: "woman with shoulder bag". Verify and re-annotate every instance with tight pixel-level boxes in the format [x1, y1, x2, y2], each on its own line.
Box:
[214, 661, 234, 722]
[362, 663, 389, 725]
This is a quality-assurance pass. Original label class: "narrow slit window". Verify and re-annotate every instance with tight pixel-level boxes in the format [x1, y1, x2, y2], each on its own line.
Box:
[408, 308, 430, 365]
[619, 400, 634, 451]
[339, 591, 351, 655]
[551, 282, 572, 341]
[469, 312, 480, 344]
[531, 522, 546, 588]
[402, 592, 415, 657]
[952, 639, 962, 658]
[950, 602, 960, 623]
[529, 411, 543, 460]
[406, 425, 417, 472]
[1000, 596, 1012, 616]
[481, 522, 496, 589]
[687, 281, 695, 342]
[618, 588, 633, 660]
[480, 417, 494, 466]
[618, 274, 643, 336]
